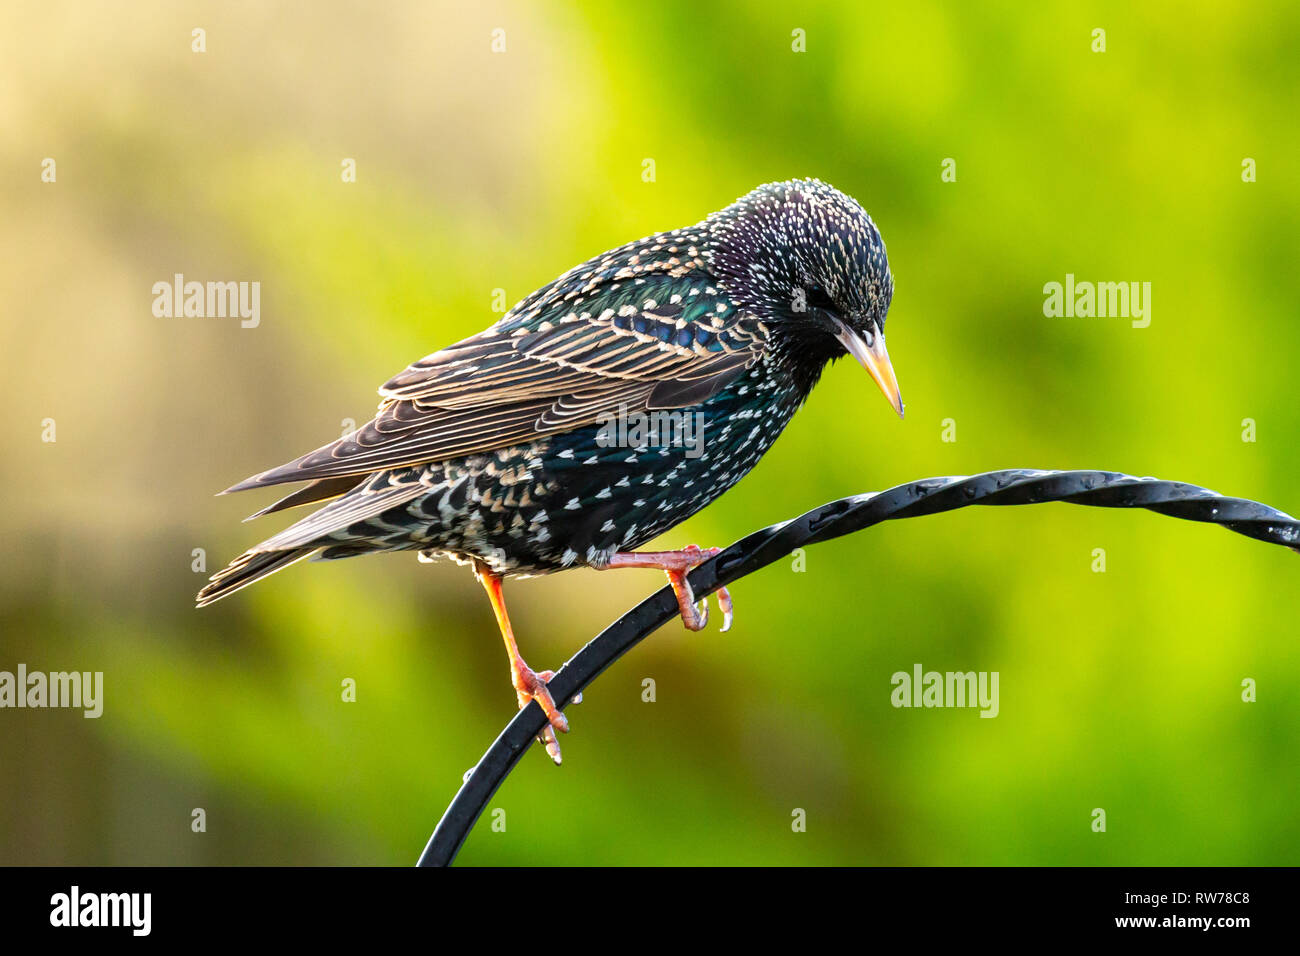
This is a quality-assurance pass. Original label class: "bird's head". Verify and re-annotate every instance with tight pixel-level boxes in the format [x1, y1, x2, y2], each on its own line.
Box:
[707, 178, 903, 417]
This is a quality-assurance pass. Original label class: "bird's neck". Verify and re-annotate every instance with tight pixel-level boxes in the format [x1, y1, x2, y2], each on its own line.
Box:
[767, 322, 842, 398]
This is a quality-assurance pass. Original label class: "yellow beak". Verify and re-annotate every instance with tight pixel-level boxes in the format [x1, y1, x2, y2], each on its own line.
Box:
[834, 322, 904, 418]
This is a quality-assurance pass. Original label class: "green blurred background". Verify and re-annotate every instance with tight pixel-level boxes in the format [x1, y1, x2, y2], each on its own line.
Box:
[2, 1, 1297, 865]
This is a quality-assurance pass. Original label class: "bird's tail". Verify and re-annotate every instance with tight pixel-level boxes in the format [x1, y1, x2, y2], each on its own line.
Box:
[195, 547, 320, 607]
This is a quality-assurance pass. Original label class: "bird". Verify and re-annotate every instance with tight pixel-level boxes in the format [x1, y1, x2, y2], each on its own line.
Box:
[197, 178, 903, 763]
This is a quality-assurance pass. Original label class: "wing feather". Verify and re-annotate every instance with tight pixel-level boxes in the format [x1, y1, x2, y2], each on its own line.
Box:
[225, 268, 764, 494]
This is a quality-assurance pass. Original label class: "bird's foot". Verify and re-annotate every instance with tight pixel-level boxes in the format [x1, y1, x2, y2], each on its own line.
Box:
[600, 544, 733, 633]
[475, 560, 580, 765]
[511, 662, 580, 765]
[667, 546, 732, 632]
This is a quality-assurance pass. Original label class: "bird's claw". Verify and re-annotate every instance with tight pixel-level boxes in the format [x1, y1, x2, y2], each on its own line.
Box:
[670, 546, 733, 633]
[693, 597, 709, 629]
[513, 665, 575, 765]
[536, 670, 581, 706]
[597, 543, 735, 634]
[717, 585, 734, 633]
[684, 586, 733, 631]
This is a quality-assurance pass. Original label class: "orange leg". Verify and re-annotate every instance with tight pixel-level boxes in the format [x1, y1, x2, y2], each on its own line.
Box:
[474, 560, 574, 765]
[597, 544, 733, 632]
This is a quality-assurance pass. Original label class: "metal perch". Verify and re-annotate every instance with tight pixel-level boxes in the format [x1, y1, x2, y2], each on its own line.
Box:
[416, 468, 1300, 866]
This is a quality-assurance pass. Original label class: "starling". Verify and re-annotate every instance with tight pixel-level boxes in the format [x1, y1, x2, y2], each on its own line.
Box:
[198, 178, 903, 763]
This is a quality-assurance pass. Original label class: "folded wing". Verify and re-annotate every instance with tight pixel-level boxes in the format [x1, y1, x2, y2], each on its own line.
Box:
[224, 273, 763, 495]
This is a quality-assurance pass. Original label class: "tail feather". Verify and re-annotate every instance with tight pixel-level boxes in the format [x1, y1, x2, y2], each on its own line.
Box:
[241, 475, 364, 522]
[195, 547, 319, 607]
[248, 478, 426, 553]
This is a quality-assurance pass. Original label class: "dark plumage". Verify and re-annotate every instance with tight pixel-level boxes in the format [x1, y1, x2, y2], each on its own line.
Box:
[198, 178, 903, 762]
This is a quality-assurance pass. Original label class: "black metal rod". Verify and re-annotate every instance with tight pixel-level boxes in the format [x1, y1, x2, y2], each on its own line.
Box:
[416, 468, 1299, 866]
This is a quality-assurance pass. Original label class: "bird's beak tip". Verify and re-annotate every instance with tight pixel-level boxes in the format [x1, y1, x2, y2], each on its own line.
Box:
[834, 321, 905, 421]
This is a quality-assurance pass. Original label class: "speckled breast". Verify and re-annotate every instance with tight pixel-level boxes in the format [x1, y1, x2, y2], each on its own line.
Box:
[331, 354, 804, 576]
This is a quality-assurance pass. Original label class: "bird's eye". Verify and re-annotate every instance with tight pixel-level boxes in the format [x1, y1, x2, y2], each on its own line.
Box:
[804, 283, 837, 313]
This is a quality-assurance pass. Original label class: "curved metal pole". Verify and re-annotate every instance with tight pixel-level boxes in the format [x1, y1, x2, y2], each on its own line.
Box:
[417, 468, 1300, 866]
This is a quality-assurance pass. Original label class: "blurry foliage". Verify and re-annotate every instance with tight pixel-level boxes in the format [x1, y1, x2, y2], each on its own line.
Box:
[1, 1, 1297, 864]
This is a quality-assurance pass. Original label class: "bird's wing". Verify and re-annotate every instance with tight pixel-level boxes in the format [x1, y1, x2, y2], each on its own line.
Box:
[225, 272, 764, 493]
